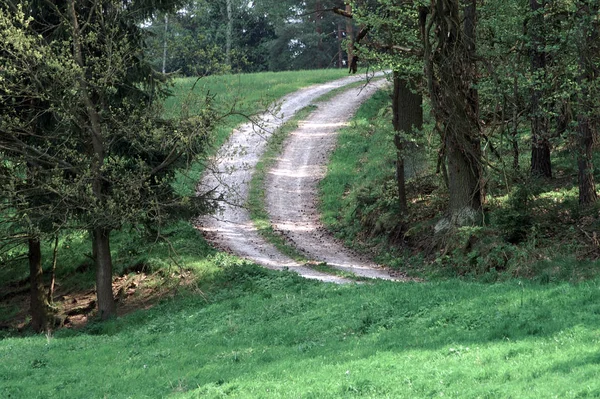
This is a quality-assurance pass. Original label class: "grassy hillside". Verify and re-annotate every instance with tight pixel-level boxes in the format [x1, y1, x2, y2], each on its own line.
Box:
[2, 263, 599, 398]
[0, 69, 347, 326]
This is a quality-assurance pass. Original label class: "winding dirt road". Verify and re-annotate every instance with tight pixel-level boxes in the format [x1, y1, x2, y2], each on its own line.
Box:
[197, 74, 399, 282]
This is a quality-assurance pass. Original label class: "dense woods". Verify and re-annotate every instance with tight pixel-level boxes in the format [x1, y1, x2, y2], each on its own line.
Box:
[1, 0, 600, 332]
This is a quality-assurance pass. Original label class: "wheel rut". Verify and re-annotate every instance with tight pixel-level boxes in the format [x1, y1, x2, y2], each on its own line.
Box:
[197, 73, 403, 282]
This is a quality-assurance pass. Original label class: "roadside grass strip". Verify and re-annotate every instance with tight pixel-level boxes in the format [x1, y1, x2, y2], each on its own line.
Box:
[247, 106, 316, 263]
[246, 79, 386, 281]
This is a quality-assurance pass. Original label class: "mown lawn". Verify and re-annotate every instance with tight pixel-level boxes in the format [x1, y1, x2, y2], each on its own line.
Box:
[1, 263, 599, 398]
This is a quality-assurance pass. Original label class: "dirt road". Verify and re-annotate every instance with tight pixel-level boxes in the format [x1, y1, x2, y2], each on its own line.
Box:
[197, 74, 399, 282]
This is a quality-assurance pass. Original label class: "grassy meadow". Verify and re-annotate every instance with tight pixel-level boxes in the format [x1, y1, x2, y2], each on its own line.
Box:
[2, 70, 600, 398]
[2, 263, 600, 398]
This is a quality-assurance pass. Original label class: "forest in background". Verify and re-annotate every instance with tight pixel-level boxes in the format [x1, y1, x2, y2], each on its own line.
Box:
[143, 0, 358, 73]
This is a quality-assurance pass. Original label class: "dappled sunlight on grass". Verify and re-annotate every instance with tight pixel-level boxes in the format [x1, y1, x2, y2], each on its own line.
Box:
[2, 267, 599, 398]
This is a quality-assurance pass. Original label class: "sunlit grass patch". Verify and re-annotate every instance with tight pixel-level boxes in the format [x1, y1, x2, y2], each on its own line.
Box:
[2, 271, 599, 398]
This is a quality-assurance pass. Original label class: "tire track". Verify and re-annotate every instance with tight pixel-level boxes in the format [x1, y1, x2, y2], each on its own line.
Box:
[197, 73, 399, 282]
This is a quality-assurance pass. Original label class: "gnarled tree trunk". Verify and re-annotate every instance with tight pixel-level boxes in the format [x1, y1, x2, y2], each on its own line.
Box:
[424, 0, 482, 228]
[29, 238, 52, 332]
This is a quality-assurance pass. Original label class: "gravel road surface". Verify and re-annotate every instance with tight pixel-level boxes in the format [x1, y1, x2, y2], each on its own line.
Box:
[197, 73, 401, 282]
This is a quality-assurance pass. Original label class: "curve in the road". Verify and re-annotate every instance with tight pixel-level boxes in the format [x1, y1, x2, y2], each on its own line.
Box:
[265, 79, 397, 280]
[196, 73, 397, 282]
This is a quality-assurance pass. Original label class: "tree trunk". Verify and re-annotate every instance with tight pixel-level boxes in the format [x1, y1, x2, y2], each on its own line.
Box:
[578, 116, 597, 205]
[576, 0, 598, 206]
[225, 0, 233, 68]
[345, 4, 353, 67]
[427, 0, 482, 226]
[162, 14, 168, 74]
[511, 73, 520, 170]
[337, 22, 343, 68]
[29, 238, 52, 332]
[529, 0, 552, 178]
[47, 234, 58, 304]
[392, 73, 423, 215]
[93, 228, 116, 319]
[315, 0, 323, 68]
[68, 0, 116, 319]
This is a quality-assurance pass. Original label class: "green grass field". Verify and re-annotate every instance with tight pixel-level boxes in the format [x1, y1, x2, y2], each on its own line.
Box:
[2, 263, 599, 398]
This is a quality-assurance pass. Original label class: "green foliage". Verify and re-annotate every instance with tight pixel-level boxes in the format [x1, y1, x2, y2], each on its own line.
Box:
[492, 185, 534, 243]
[144, 0, 353, 75]
[321, 77, 600, 281]
[320, 88, 433, 249]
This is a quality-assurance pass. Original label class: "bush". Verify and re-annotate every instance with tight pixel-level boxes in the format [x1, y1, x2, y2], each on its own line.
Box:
[492, 184, 532, 243]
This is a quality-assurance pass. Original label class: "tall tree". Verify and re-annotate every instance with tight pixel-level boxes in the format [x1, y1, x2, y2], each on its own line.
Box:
[575, 0, 598, 205]
[333, 1, 424, 214]
[0, 4, 72, 331]
[528, 0, 552, 178]
[423, 0, 482, 227]
[1, 0, 216, 320]
[392, 73, 423, 215]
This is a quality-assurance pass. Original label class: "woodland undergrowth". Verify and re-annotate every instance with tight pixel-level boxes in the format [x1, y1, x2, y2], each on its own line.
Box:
[320, 89, 600, 283]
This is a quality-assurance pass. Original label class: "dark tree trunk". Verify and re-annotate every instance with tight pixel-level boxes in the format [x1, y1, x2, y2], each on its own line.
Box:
[576, 0, 598, 206]
[578, 116, 597, 205]
[29, 238, 52, 332]
[531, 142, 552, 178]
[68, 0, 116, 319]
[512, 71, 520, 170]
[349, 26, 368, 74]
[337, 22, 343, 68]
[529, 0, 552, 178]
[426, 0, 482, 225]
[392, 72, 423, 215]
[47, 235, 58, 304]
[345, 4, 354, 67]
[315, 0, 323, 68]
[93, 228, 116, 319]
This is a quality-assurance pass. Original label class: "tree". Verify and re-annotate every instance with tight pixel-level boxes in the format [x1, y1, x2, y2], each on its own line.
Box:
[392, 73, 423, 215]
[422, 0, 482, 227]
[528, 0, 552, 178]
[1, 0, 216, 321]
[144, 0, 279, 75]
[331, 1, 425, 215]
[575, 0, 598, 205]
[0, 4, 74, 331]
